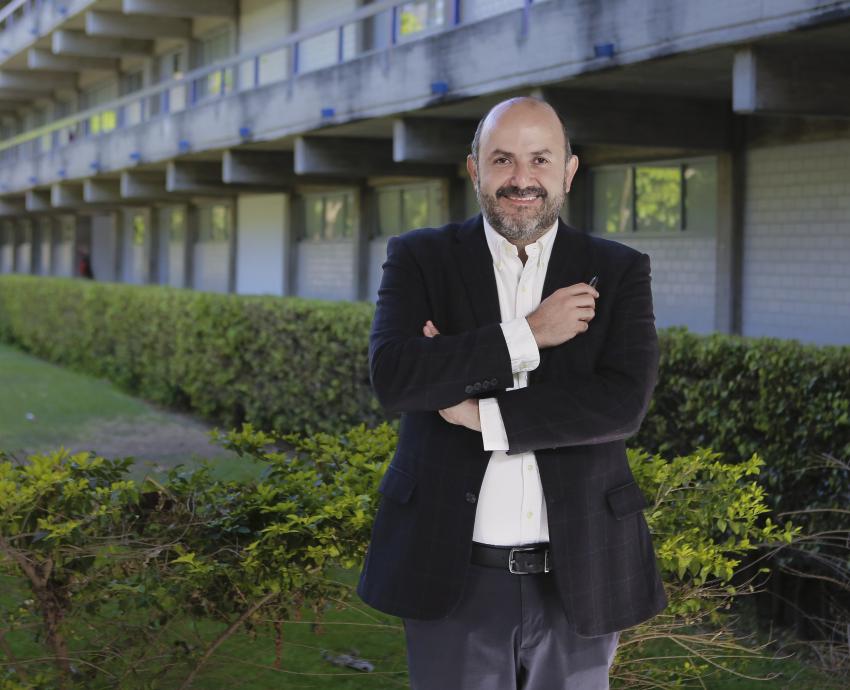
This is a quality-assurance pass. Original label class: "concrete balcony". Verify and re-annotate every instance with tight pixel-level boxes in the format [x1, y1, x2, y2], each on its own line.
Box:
[1, 0, 850, 205]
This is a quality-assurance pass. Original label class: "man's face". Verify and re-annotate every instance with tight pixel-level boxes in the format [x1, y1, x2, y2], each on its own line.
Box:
[467, 102, 578, 243]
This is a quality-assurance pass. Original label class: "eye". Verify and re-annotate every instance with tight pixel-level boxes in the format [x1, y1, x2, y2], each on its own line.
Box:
[493, 157, 510, 165]
[534, 157, 549, 165]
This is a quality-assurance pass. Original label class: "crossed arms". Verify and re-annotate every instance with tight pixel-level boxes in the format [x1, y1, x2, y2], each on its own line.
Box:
[369, 235, 659, 453]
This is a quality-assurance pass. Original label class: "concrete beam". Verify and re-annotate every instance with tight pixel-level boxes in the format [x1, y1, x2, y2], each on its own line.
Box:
[51, 183, 86, 209]
[0, 71, 78, 92]
[28, 48, 119, 73]
[122, 0, 237, 18]
[166, 161, 236, 195]
[538, 87, 731, 151]
[295, 137, 455, 177]
[85, 11, 191, 41]
[222, 150, 296, 186]
[25, 190, 52, 213]
[0, 198, 25, 217]
[84, 179, 122, 204]
[0, 90, 45, 102]
[120, 170, 184, 201]
[733, 46, 850, 117]
[393, 117, 477, 164]
[52, 30, 153, 59]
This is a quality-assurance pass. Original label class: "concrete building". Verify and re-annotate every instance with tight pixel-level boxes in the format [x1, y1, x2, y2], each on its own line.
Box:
[0, 0, 849, 344]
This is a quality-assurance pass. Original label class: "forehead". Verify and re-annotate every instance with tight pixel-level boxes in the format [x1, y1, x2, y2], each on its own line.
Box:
[480, 103, 564, 154]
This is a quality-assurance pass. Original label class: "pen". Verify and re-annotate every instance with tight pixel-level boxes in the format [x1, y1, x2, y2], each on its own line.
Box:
[588, 275, 599, 288]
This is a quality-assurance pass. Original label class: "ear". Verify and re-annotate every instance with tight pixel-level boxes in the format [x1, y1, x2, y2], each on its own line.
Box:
[564, 155, 580, 193]
[466, 154, 478, 187]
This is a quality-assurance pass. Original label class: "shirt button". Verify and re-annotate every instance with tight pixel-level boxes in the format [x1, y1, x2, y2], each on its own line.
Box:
[465, 492, 477, 504]
[527, 464, 534, 471]
[526, 511, 534, 519]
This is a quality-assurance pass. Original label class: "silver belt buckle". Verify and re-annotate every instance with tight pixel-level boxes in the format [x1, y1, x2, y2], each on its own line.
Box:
[508, 546, 550, 575]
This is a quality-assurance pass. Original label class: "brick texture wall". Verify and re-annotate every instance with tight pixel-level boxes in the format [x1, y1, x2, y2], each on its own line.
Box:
[742, 138, 850, 344]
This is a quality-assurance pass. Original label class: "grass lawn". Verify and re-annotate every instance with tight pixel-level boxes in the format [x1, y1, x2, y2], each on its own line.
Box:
[0, 342, 843, 688]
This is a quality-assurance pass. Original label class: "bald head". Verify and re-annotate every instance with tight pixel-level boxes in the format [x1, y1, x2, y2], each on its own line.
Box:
[470, 96, 571, 166]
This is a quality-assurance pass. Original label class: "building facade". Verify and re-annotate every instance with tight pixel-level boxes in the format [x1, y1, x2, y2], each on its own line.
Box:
[0, 0, 849, 344]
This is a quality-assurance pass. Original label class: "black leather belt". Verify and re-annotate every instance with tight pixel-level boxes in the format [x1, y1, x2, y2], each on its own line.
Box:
[471, 542, 552, 575]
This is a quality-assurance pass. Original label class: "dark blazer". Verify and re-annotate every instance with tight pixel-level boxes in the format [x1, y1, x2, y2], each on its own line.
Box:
[357, 213, 668, 637]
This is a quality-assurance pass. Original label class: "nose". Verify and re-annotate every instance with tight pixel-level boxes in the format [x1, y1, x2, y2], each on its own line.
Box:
[509, 159, 535, 189]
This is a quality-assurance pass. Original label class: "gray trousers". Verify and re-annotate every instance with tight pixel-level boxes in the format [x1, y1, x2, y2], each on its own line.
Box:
[403, 563, 619, 690]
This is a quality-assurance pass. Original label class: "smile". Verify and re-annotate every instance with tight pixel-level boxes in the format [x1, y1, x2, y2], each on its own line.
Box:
[502, 195, 542, 205]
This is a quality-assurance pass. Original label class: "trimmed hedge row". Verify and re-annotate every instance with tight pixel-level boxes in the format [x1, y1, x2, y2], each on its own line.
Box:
[0, 275, 382, 435]
[1, 275, 848, 522]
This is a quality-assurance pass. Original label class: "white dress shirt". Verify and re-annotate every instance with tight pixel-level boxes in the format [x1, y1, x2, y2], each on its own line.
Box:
[471, 215, 559, 547]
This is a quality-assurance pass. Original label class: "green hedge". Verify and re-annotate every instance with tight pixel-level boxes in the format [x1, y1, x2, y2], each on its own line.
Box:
[636, 327, 850, 527]
[0, 275, 382, 435]
[1, 275, 848, 523]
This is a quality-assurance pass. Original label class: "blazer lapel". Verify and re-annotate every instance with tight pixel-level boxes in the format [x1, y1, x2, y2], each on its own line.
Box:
[541, 218, 594, 301]
[455, 213, 502, 326]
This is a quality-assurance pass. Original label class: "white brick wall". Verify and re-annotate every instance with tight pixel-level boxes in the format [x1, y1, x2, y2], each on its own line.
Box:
[742, 138, 850, 344]
[606, 233, 717, 334]
[296, 240, 356, 300]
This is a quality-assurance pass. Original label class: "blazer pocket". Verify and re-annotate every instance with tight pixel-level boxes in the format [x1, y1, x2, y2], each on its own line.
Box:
[378, 464, 417, 504]
[606, 480, 649, 520]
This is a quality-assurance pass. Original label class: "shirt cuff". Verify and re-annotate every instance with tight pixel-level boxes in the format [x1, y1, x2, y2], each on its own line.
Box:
[500, 317, 540, 374]
[479, 397, 509, 451]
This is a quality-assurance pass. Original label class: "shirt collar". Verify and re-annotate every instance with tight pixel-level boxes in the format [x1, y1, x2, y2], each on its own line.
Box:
[482, 213, 559, 264]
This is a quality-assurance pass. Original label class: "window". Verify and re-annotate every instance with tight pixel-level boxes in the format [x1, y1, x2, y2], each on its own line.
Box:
[303, 191, 355, 241]
[198, 204, 232, 242]
[398, 0, 446, 38]
[82, 80, 117, 135]
[377, 181, 445, 237]
[196, 27, 235, 100]
[592, 158, 716, 234]
[169, 208, 186, 242]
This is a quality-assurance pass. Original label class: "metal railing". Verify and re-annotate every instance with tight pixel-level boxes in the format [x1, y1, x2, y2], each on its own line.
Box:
[0, 0, 538, 171]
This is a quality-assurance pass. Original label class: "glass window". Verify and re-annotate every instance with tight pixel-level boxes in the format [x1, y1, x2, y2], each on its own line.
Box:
[635, 165, 681, 233]
[59, 217, 75, 242]
[377, 181, 445, 237]
[197, 27, 235, 99]
[198, 204, 232, 242]
[131, 212, 146, 245]
[169, 208, 186, 242]
[592, 168, 633, 234]
[83, 80, 117, 135]
[303, 191, 355, 241]
[593, 158, 716, 234]
[684, 159, 717, 233]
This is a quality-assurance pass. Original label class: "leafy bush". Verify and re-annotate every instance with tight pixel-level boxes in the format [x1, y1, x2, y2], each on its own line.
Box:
[0, 425, 801, 689]
[0, 275, 381, 435]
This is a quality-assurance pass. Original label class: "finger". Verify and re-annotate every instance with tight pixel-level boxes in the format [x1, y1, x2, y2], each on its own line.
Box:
[561, 283, 600, 299]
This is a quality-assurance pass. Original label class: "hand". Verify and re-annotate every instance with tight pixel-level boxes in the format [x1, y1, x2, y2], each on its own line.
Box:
[422, 320, 440, 337]
[526, 282, 599, 349]
[422, 320, 481, 432]
[438, 398, 481, 432]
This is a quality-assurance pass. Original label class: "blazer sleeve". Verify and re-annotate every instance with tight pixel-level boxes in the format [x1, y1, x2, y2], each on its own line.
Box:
[495, 251, 659, 453]
[369, 234, 514, 413]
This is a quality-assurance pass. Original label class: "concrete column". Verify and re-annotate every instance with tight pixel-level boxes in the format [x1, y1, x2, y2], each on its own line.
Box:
[184, 204, 199, 289]
[148, 205, 161, 284]
[356, 184, 376, 301]
[715, 117, 746, 335]
[283, 192, 300, 296]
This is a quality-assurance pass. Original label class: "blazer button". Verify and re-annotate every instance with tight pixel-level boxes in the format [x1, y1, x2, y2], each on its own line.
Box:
[473, 382, 482, 392]
[465, 492, 477, 504]
[490, 378, 498, 386]
[482, 380, 491, 390]
[465, 385, 474, 394]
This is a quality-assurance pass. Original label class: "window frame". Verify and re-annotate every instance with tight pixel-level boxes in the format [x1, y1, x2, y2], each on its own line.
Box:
[590, 155, 718, 239]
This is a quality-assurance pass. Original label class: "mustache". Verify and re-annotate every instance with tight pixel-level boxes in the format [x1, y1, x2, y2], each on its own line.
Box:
[496, 185, 547, 198]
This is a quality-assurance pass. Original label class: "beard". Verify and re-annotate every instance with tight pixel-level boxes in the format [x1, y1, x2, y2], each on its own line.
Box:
[476, 175, 567, 244]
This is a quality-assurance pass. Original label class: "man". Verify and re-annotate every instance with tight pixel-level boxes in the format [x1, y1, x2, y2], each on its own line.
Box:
[358, 96, 667, 689]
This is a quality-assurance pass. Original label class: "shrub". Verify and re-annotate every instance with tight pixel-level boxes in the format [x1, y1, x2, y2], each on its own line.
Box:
[0, 426, 801, 689]
[0, 276, 381, 435]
